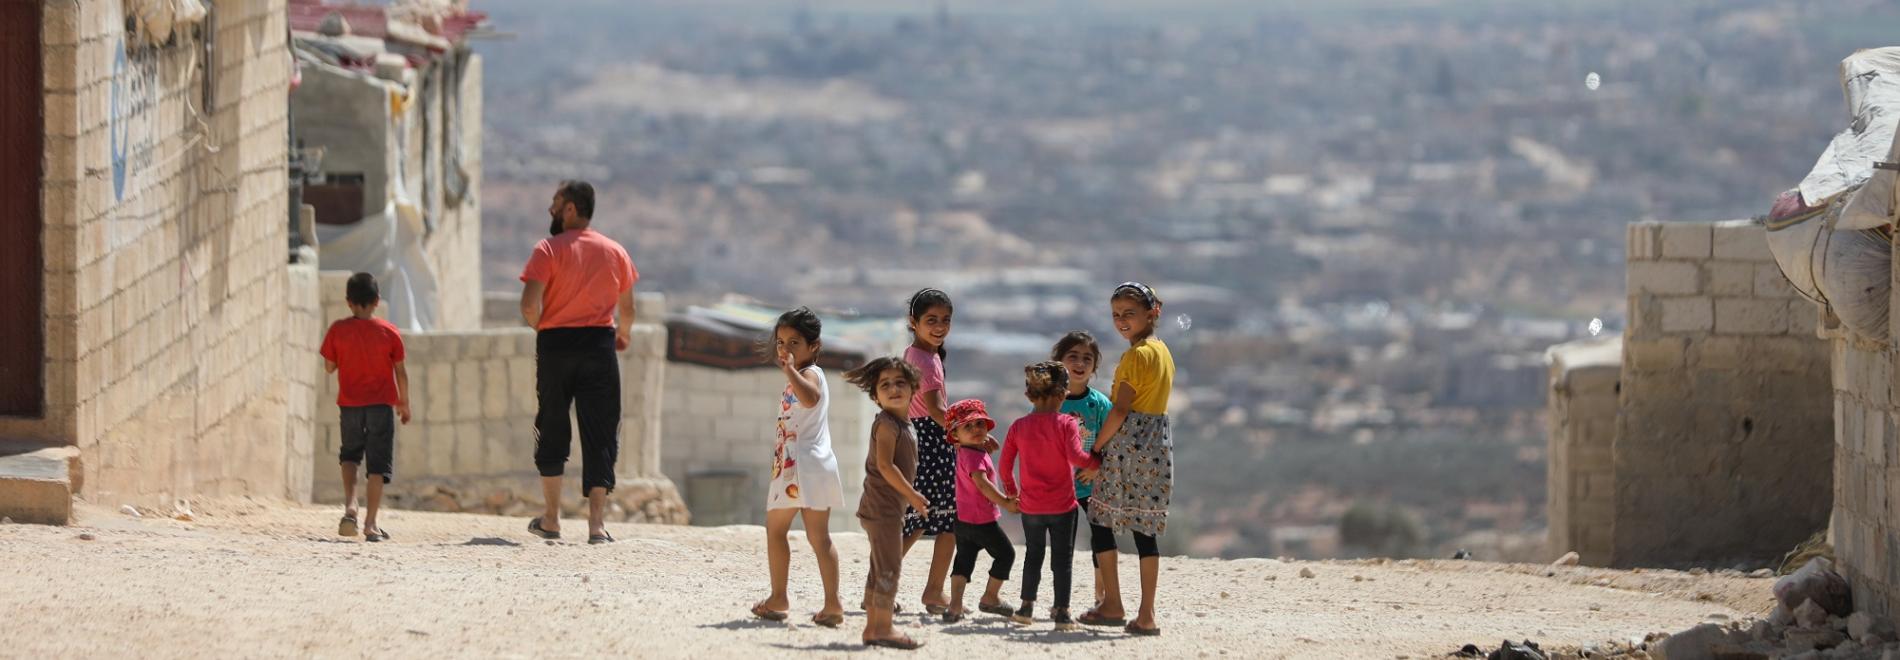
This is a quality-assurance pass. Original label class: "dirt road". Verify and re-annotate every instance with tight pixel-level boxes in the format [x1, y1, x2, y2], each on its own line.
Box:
[0, 500, 1768, 658]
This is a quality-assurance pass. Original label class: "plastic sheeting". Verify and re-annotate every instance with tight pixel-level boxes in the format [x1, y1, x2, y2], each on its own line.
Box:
[314, 199, 441, 331]
[295, 45, 442, 331]
[1799, 48, 1900, 231]
[1765, 187, 1891, 342]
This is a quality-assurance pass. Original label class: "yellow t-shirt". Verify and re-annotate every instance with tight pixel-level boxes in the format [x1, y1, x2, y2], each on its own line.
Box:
[1114, 338, 1174, 415]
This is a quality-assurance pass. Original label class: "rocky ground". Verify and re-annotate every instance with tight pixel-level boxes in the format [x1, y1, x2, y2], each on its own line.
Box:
[0, 500, 1775, 659]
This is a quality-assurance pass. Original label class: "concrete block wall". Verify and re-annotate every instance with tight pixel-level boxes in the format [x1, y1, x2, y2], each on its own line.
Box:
[1611, 220, 1833, 567]
[661, 363, 876, 531]
[1545, 336, 1621, 566]
[285, 260, 321, 503]
[18, 0, 303, 506]
[1832, 337, 1900, 619]
[1831, 216, 1900, 622]
[309, 278, 683, 522]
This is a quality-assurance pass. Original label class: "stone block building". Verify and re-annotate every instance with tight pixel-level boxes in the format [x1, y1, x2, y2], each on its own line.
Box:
[1544, 336, 1620, 566]
[1546, 220, 1834, 568]
[0, 0, 304, 511]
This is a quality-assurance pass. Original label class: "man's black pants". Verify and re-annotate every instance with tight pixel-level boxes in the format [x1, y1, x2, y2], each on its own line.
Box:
[533, 327, 620, 495]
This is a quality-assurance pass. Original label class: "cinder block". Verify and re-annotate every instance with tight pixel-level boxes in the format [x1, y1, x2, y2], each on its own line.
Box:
[453, 362, 482, 421]
[1707, 262, 1754, 296]
[1715, 298, 1790, 336]
[1659, 223, 1713, 259]
[1627, 224, 1659, 261]
[1755, 264, 1798, 299]
[1627, 261, 1700, 296]
[1626, 338, 1687, 372]
[482, 360, 508, 420]
[1689, 336, 1745, 371]
[1712, 221, 1775, 261]
[1659, 297, 1714, 334]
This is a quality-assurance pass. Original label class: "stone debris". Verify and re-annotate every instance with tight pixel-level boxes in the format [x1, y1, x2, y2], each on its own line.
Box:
[1852, 612, 1896, 644]
[1750, 569, 1776, 579]
[1299, 568, 1316, 579]
[1775, 558, 1853, 616]
[1553, 552, 1582, 567]
[76, 533, 95, 541]
[1, 517, 11, 524]
[1795, 600, 1830, 629]
[121, 505, 141, 518]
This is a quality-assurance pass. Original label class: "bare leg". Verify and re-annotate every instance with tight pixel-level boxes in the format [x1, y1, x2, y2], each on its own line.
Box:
[948, 576, 969, 617]
[1094, 549, 1125, 619]
[981, 576, 1006, 608]
[363, 474, 386, 534]
[761, 509, 796, 613]
[586, 486, 608, 538]
[864, 605, 894, 643]
[339, 463, 359, 519]
[902, 529, 922, 555]
[922, 534, 954, 609]
[1133, 555, 1160, 629]
[801, 509, 844, 618]
[538, 476, 563, 533]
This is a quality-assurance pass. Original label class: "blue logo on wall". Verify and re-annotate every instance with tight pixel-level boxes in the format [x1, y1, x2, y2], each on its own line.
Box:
[110, 41, 127, 201]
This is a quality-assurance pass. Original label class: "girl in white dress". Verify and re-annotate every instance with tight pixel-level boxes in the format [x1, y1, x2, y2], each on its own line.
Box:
[753, 307, 847, 627]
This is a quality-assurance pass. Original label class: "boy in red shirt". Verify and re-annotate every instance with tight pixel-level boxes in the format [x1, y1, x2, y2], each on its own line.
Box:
[999, 361, 1100, 630]
[319, 273, 411, 542]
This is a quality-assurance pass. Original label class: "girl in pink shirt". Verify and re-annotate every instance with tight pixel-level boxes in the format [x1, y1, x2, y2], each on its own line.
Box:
[941, 399, 1019, 624]
[999, 361, 1100, 630]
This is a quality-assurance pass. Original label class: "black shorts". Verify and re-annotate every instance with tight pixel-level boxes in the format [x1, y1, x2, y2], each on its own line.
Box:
[339, 404, 396, 483]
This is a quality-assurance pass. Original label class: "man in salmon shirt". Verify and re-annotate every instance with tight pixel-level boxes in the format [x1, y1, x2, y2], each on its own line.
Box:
[519, 180, 638, 545]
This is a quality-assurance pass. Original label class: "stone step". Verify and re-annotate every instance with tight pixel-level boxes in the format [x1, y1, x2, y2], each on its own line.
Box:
[0, 441, 80, 526]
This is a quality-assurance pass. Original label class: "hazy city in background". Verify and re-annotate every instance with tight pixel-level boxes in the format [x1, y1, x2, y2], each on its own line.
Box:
[466, 0, 1900, 560]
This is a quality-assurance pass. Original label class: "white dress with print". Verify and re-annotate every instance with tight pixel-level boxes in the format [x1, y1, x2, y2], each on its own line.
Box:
[767, 366, 845, 511]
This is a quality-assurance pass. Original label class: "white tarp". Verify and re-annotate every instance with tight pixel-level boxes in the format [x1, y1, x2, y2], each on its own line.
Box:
[314, 199, 441, 332]
[1800, 47, 1900, 231]
[295, 44, 442, 331]
[1765, 191, 1890, 342]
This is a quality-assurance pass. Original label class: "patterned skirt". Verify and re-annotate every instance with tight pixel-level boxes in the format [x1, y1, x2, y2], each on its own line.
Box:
[904, 416, 958, 536]
[1087, 412, 1173, 537]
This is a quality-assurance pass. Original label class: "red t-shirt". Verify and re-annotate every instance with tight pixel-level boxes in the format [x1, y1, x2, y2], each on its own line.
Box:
[519, 228, 638, 330]
[319, 317, 406, 407]
[999, 411, 1099, 516]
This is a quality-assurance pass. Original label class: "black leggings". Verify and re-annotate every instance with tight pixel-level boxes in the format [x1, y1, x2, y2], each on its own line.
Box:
[533, 328, 621, 495]
[1080, 497, 1159, 559]
[951, 520, 1014, 581]
[1021, 511, 1077, 609]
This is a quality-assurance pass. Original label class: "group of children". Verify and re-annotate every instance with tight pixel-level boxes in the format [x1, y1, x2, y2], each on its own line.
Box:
[753, 283, 1176, 651]
[316, 267, 1177, 651]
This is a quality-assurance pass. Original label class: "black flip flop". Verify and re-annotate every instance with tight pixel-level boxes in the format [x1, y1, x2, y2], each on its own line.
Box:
[751, 602, 789, 622]
[338, 514, 358, 537]
[1078, 609, 1126, 627]
[941, 610, 965, 624]
[365, 528, 389, 543]
[812, 612, 845, 628]
[588, 530, 615, 545]
[863, 636, 923, 650]
[1124, 622, 1161, 637]
[527, 517, 560, 540]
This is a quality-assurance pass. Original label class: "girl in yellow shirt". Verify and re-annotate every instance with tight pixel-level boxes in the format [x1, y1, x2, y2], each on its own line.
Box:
[1078, 282, 1174, 637]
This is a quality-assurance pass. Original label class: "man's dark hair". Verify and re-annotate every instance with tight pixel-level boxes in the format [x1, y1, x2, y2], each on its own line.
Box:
[346, 272, 379, 307]
[557, 180, 595, 219]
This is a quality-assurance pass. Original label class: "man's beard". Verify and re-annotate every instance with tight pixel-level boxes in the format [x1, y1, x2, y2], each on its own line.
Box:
[548, 212, 564, 236]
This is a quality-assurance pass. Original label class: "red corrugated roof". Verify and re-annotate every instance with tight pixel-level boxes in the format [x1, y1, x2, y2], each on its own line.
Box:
[287, 1, 488, 49]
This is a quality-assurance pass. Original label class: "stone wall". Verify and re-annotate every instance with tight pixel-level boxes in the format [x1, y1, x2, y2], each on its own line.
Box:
[1545, 336, 1621, 566]
[310, 279, 682, 522]
[661, 363, 876, 530]
[12, 1, 302, 506]
[1612, 220, 1832, 567]
[1832, 335, 1898, 619]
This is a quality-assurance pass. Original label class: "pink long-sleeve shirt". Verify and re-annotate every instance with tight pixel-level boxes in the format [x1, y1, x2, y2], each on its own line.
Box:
[999, 411, 1100, 516]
